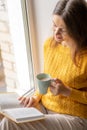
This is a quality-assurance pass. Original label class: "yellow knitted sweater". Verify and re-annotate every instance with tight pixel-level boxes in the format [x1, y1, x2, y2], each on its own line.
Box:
[35, 37, 87, 119]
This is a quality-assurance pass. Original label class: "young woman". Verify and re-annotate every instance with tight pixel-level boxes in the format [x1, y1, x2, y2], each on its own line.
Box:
[1, 0, 87, 129]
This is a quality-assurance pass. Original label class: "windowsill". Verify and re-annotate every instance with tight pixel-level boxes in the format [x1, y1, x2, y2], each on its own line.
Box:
[0, 87, 35, 97]
[0, 87, 24, 95]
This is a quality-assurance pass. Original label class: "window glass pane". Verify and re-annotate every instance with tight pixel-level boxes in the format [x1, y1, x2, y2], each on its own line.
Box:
[6, 0, 35, 94]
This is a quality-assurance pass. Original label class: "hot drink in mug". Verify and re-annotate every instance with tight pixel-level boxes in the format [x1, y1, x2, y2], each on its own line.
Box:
[36, 73, 51, 94]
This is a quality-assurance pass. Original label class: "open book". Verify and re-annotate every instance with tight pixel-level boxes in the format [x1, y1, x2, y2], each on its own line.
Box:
[0, 92, 45, 123]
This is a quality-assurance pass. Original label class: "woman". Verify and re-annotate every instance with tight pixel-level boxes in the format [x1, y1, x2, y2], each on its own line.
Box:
[1, 0, 87, 129]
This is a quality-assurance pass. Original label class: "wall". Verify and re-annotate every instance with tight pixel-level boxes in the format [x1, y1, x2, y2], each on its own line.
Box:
[29, 0, 58, 73]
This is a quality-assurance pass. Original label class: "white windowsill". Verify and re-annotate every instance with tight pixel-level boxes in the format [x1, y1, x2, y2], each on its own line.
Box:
[0, 87, 34, 97]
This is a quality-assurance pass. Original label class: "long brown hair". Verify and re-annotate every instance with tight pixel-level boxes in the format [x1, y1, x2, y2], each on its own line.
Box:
[52, 0, 87, 65]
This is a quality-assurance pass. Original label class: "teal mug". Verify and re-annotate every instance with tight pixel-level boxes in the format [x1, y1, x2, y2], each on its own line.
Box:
[36, 73, 51, 94]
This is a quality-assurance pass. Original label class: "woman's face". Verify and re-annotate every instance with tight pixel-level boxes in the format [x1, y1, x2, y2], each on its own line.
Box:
[52, 15, 76, 47]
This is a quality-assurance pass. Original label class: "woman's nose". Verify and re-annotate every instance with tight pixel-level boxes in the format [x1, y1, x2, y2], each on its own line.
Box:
[55, 27, 61, 35]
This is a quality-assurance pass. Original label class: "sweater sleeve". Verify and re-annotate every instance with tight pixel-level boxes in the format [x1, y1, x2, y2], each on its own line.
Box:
[33, 90, 42, 102]
[70, 88, 87, 104]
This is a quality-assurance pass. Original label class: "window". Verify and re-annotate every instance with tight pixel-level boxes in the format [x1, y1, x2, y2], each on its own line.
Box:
[7, 0, 35, 94]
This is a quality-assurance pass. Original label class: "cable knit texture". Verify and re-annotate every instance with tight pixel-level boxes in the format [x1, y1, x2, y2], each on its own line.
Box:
[36, 37, 87, 118]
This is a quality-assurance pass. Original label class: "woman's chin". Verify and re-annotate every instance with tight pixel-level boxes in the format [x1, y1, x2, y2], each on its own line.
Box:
[55, 38, 63, 43]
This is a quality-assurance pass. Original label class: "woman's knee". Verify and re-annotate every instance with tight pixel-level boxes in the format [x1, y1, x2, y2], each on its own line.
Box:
[0, 117, 11, 130]
[2, 117, 10, 123]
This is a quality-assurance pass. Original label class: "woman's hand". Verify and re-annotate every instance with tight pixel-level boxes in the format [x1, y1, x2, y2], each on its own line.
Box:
[18, 96, 39, 107]
[50, 78, 71, 96]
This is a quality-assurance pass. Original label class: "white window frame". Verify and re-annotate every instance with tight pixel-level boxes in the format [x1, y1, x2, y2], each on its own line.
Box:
[6, 0, 35, 94]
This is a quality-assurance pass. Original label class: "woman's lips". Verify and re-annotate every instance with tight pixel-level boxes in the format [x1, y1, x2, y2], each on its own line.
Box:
[54, 35, 63, 42]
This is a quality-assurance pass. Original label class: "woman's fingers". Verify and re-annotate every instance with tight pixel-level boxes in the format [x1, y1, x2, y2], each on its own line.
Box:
[18, 96, 38, 107]
[23, 97, 30, 107]
[18, 96, 36, 107]
[51, 78, 61, 85]
[50, 78, 63, 95]
[18, 96, 28, 105]
[51, 80, 56, 87]
[26, 97, 36, 107]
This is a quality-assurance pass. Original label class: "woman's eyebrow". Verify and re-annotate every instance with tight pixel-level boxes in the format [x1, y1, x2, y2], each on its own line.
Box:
[52, 20, 56, 25]
[52, 20, 65, 29]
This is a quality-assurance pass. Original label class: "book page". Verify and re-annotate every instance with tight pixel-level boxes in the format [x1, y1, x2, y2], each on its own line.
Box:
[0, 92, 22, 110]
[2, 107, 45, 123]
